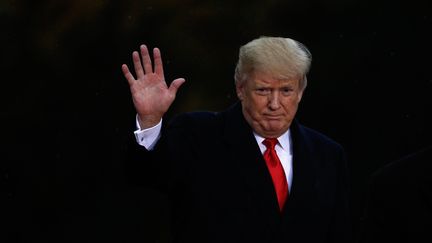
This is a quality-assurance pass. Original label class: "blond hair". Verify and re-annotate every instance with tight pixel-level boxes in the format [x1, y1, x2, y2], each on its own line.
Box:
[234, 36, 312, 90]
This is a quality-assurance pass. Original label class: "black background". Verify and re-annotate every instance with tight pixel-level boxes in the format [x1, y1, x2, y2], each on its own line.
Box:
[3, 0, 431, 242]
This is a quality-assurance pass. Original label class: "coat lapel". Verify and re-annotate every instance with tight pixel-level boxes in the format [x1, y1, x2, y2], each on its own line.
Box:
[221, 103, 281, 220]
[279, 120, 319, 238]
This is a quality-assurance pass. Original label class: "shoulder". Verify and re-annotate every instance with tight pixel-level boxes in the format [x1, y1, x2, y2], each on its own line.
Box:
[169, 111, 220, 125]
[294, 121, 345, 154]
[166, 110, 224, 134]
[291, 122, 347, 175]
[166, 102, 243, 134]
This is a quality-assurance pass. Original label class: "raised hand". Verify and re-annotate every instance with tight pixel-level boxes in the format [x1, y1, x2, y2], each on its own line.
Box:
[122, 45, 185, 129]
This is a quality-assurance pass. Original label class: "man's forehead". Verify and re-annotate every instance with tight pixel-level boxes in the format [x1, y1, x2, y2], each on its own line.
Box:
[251, 75, 300, 85]
[251, 70, 299, 81]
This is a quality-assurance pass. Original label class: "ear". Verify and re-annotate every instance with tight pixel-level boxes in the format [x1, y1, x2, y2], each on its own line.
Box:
[297, 89, 304, 103]
[236, 82, 245, 101]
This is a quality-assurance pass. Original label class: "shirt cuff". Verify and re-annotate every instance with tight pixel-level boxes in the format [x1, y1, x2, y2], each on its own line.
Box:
[134, 116, 162, 150]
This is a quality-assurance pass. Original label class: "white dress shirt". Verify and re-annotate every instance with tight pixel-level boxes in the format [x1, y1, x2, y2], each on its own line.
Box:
[134, 116, 293, 192]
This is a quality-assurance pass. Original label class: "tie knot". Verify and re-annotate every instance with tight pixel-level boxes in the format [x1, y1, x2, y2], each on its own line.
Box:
[263, 138, 278, 149]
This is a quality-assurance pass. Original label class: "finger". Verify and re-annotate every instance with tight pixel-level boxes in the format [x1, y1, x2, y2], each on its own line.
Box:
[122, 64, 136, 86]
[140, 44, 153, 74]
[153, 48, 165, 79]
[168, 78, 186, 95]
[132, 51, 144, 79]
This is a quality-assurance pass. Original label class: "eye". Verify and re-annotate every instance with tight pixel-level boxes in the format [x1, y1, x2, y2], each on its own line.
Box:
[281, 88, 293, 96]
[255, 88, 270, 95]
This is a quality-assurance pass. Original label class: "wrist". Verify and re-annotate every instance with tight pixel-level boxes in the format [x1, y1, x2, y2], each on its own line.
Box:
[137, 115, 162, 129]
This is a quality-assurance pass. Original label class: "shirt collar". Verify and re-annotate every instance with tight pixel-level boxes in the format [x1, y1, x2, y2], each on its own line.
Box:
[254, 129, 292, 155]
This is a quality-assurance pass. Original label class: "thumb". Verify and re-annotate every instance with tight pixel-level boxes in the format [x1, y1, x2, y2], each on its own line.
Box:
[169, 78, 186, 94]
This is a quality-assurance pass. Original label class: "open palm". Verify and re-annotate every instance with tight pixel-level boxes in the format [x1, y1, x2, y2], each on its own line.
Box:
[122, 45, 185, 128]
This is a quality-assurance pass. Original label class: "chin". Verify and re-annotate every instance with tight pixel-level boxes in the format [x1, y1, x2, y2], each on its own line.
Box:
[267, 124, 289, 135]
[267, 121, 285, 129]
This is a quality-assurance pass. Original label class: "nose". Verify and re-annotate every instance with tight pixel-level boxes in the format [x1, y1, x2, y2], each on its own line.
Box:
[268, 91, 280, 110]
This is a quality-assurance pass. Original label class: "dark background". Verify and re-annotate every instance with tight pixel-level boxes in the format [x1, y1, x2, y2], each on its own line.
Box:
[3, 0, 431, 242]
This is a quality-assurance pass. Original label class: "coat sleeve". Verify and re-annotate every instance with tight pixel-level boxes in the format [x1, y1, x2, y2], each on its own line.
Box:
[124, 114, 193, 194]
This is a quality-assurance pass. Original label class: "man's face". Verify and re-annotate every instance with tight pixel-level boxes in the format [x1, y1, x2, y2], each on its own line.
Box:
[236, 71, 304, 138]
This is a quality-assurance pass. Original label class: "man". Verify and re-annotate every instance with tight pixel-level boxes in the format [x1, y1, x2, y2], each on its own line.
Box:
[359, 145, 432, 243]
[122, 37, 352, 242]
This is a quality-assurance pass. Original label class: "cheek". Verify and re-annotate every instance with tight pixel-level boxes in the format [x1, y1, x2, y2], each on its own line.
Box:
[282, 99, 300, 114]
[252, 99, 268, 114]
[245, 95, 264, 110]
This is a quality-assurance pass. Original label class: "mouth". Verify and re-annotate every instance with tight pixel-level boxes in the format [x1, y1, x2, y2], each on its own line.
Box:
[264, 114, 283, 120]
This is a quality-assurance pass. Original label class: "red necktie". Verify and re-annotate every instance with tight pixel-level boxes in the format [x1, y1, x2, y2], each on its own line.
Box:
[263, 138, 288, 211]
